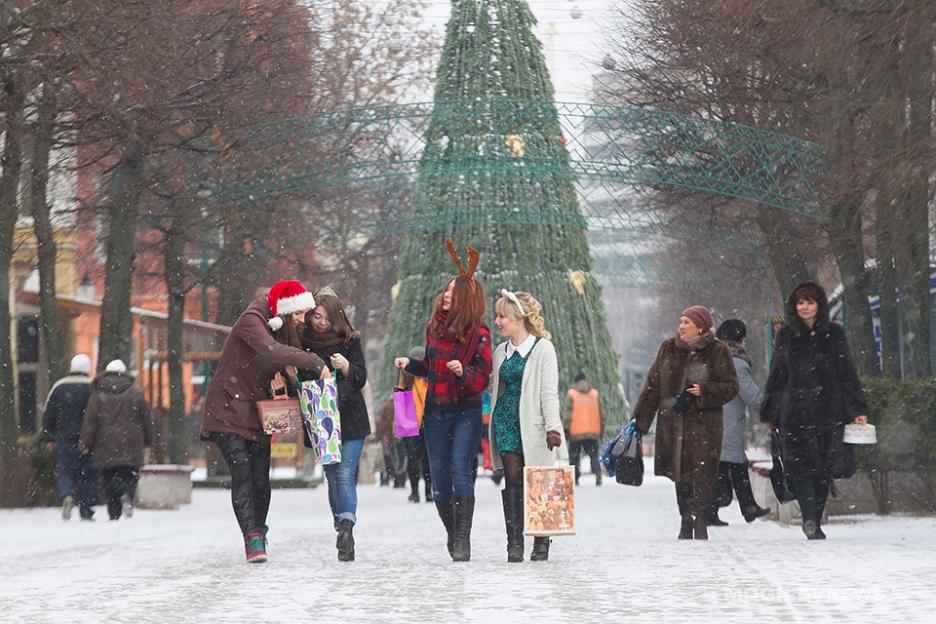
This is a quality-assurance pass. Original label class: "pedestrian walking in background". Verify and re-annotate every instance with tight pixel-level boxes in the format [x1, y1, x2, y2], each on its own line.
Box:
[299, 287, 370, 562]
[201, 280, 327, 563]
[399, 346, 432, 504]
[761, 282, 869, 540]
[41, 354, 97, 521]
[708, 319, 771, 526]
[633, 306, 739, 540]
[489, 290, 566, 562]
[394, 241, 492, 562]
[563, 372, 603, 487]
[80, 360, 154, 521]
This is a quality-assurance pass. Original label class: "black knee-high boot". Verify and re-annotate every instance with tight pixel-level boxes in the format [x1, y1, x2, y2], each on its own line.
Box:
[728, 462, 771, 522]
[676, 481, 693, 539]
[435, 500, 455, 556]
[451, 496, 475, 562]
[502, 488, 524, 562]
[791, 476, 819, 539]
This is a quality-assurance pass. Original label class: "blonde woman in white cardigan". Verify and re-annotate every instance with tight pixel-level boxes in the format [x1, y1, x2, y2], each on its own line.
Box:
[489, 289, 568, 563]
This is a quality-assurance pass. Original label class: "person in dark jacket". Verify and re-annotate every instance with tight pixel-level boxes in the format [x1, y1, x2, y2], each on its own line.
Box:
[760, 282, 869, 540]
[80, 360, 154, 521]
[708, 319, 771, 526]
[201, 280, 327, 563]
[633, 306, 739, 540]
[299, 287, 370, 562]
[393, 241, 492, 562]
[41, 354, 96, 521]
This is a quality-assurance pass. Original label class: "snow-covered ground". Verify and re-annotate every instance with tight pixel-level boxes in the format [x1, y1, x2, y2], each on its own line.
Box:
[3, 466, 934, 624]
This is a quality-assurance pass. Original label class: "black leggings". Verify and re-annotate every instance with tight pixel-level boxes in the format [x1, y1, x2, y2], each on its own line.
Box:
[210, 432, 271, 535]
[501, 452, 525, 489]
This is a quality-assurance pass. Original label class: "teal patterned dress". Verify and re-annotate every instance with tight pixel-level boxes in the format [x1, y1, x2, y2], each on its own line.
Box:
[492, 340, 537, 456]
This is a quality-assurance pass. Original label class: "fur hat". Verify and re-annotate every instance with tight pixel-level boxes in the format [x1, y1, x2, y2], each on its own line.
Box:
[69, 354, 91, 375]
[267, 280, 316, 331]
[681, 305, 714, 332]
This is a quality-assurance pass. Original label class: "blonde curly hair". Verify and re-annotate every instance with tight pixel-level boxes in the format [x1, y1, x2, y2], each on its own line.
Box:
[495, 290, 551, 340]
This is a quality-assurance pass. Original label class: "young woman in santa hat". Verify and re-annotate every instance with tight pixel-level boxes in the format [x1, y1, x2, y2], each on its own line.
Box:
[632, 305, 739, 541]
[393, 241, 492, 562]
[201, 280, 329, 563]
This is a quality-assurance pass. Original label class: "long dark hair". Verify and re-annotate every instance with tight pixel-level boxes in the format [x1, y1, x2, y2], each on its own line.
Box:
[304, 292, 359, 344]
[272, 317, 303, 349]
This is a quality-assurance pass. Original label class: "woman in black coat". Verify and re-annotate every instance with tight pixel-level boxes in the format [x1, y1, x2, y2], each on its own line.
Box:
[299, 288, 370, 561]
[760, 282, 868, 540]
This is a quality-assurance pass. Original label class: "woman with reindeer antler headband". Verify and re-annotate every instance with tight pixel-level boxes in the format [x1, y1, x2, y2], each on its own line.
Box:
[394, 240, 492, 562]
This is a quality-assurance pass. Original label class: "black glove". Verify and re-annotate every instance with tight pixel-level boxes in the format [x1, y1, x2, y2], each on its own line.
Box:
[672, 386, 694, 413]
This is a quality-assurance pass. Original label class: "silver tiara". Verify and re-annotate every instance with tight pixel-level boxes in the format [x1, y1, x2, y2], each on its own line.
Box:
[501, 289, 525, 315]
[316, 286, 338, 298]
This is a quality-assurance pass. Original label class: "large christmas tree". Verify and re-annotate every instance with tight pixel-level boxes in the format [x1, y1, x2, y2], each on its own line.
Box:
[382, 0, 627, 431]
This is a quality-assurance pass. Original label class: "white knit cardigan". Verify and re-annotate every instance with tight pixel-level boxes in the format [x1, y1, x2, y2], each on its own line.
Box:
[488, 337, 569, 471]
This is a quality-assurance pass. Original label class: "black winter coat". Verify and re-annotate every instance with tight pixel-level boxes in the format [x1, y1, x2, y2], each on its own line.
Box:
[299, 336, 371, 442]
[760, 282, 868, 477]
[41, 374, 92, 443]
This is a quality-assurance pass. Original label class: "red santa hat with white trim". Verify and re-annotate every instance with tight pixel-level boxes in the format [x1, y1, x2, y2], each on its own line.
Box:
[266, 280, 316, 331]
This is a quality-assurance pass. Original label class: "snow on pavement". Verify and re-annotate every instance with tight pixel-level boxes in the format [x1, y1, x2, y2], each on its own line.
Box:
[2, 469, 934, 624]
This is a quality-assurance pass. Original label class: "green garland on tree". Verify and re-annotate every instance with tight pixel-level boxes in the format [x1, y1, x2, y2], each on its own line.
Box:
[381, 0, 627, 433]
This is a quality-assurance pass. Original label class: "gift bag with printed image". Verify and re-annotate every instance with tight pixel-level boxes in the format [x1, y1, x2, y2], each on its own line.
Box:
[523, 465, 576, 536]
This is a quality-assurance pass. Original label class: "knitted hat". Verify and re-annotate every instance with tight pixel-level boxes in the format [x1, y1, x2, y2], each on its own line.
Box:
[716, 319, 747, 343]
[69, 354, 91, 375]
[267, 280, 316, 331]
[105, 359, 127, 374]
[681, 305, 714, 332]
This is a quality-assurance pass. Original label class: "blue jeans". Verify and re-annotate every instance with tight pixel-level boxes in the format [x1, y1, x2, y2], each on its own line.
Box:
[423, 404, 483, 502]
[324, 437, 365, 527]
[56, 442, 97, 517]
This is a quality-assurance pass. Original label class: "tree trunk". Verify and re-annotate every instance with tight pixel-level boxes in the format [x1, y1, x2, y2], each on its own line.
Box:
[894, 6, 933, 378]
[875, 198, 901, 379]
[164, 218, 188, 465]
[97, 147, 144, 369]
[827, 193, 880, 377]
[755, 205, 814, 296]
[0, 74, 26, 481]
[873, 30, 903, 380]
[27, 82, 68, 381]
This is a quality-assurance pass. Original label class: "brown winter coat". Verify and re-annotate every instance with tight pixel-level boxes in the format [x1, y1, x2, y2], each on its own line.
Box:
[633, 332, 739, 484]
[80, 372, 155, 470]
[201, 298, 325, 444]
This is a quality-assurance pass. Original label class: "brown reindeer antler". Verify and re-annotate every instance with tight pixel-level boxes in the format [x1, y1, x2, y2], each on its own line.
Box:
[445, 239, 480, 286]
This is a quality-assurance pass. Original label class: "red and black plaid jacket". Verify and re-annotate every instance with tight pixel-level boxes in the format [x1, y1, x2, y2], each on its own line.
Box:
[406, 323, 492, 408]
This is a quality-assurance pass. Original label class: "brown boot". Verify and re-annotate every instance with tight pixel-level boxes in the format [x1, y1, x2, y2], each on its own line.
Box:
[693, 516, 708, 540]
[678, 514, 694, 540]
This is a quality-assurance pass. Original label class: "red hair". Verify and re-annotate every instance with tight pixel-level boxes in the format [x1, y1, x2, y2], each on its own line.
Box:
[429, 276, 486, 343]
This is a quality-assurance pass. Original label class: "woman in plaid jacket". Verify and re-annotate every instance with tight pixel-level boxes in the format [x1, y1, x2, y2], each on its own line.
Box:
[394, 272, 492, 562]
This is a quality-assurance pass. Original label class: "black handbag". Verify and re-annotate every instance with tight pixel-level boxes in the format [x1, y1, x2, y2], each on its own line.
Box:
[769, 430, 796, 503]
[612, 428, 644, 486]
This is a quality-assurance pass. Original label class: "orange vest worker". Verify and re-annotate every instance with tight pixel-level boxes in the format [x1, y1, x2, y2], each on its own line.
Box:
[568, 388, 602, 437]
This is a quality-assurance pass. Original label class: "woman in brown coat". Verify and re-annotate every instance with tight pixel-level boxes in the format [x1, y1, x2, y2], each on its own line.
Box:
[633, 306, 739, 540]
[201, 280, 328, 563]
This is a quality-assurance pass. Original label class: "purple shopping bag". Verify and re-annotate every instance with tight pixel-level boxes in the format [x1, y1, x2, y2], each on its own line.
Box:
[393, 372, 420, 438]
